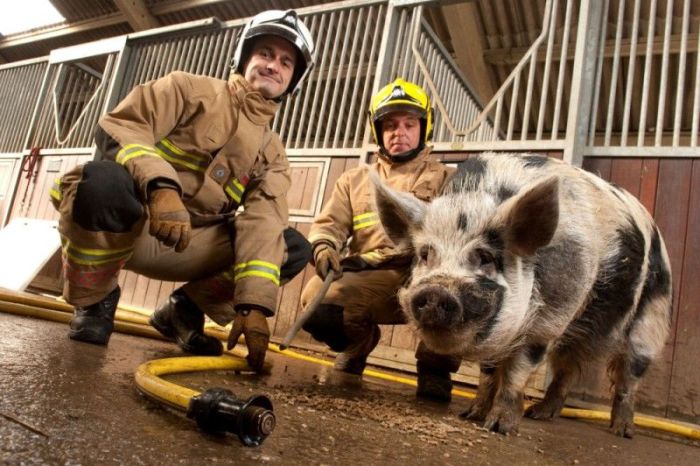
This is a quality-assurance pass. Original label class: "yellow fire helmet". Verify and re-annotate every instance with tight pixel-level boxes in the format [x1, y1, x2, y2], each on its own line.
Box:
[368, 78, 434, 161]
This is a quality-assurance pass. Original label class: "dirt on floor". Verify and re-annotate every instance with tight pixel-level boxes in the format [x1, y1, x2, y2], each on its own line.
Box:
[1, 311, 699, 465]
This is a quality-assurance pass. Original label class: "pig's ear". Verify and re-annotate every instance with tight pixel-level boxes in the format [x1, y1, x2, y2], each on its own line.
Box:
[503, 176, 560, 257]
[370, 170, 427, 245]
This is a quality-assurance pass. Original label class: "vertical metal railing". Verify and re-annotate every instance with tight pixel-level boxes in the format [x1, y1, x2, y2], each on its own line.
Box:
[0, 59, 49, 153]
[586, 0, 700, 157]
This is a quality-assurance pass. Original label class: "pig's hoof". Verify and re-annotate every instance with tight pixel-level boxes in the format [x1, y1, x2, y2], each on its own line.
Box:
[611, 419, 635, 438]
[482, 411, 519, 435]
[524, 399, 562, 420]
[459, 401, 488, 422]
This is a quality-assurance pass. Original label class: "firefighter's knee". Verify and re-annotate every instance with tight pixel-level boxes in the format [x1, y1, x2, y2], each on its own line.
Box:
[281, 227, 312, 282]
[302, 303, 349, 352]
[73, 160, 143, 233]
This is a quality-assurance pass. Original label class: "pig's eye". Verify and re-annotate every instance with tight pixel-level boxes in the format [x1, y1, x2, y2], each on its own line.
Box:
[476, 249, 497, 274]
[417, 245, 431, 263]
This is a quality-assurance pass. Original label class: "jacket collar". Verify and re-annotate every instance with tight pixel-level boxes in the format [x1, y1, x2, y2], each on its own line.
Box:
[375, 145, 433, 172]
[228, 73, 280, 125]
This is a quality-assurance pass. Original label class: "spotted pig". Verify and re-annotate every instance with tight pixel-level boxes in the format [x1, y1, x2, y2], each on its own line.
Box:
[372, 152, 672, 438]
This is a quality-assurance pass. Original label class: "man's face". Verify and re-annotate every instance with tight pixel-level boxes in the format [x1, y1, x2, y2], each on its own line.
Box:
[243, 35, 297, 99]
[380, 111, 421, 156]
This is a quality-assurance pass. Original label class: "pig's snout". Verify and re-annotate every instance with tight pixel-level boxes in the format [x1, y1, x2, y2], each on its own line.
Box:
[410, 286, 462, 329]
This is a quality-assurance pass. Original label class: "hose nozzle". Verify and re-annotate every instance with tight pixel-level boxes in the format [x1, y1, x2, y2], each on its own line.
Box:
[187, 388, 275, 446]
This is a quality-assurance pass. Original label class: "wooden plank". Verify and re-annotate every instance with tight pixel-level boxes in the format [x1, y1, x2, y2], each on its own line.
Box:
[644, 158, 693, 415]
[666, 159, 700, 421]
[639, 159, 659, 216]
[323, 158, 347, 206]
[130, 274, 150, 308]
[582, 156, 612, 181]
[610, 158, 643, 197]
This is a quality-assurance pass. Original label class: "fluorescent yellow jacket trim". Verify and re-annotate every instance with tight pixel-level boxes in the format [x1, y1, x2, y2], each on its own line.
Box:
[49, 178, 62, 202]
[231, 260, 281, 286]
[62, 240, 133, 266]
[155, 138, 208, 172]
[353, 212, 379, 231]
[116, 144, 159, 165]
[224, 178, 247, 204]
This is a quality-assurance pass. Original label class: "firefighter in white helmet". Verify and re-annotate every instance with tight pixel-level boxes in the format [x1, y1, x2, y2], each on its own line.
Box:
[299, 78, 462, 401]
[50, 10, 314, 373]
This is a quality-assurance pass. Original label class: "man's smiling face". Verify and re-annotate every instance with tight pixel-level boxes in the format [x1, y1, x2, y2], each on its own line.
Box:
[243, 35, 297, 99]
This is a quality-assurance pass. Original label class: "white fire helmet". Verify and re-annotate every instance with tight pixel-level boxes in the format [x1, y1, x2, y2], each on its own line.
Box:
[231, 9, 315, 98]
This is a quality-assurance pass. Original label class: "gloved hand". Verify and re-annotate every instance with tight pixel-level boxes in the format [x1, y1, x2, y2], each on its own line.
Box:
[148, 188, 191, 252]
[313, 243, 342, 279]
[227, 309, 270, 373]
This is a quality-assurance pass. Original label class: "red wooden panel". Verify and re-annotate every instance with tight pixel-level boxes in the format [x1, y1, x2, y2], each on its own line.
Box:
[646, 158, 693, 415]
[609, 158, 643, 197]
[666, 159, 700, 422]
[582, 157, 612, 181]
[639, 159, 660, 216]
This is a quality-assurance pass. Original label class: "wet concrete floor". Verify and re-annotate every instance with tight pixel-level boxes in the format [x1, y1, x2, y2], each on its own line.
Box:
[1, 311, 699, 465]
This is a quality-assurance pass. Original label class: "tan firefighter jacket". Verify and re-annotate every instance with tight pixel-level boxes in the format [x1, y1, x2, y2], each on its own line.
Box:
[96, 71, 290, 315]
[309, 147, 454, 268]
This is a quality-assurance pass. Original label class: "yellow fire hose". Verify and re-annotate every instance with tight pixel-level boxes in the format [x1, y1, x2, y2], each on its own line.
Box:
[1, 287, 699, 442]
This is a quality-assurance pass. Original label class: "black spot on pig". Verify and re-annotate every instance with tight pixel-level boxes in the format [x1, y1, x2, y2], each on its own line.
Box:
[451, 157, 487, 191]
[458, 212, 469, 231]
[631, 226, 672, 333]
[455, 277, 504, 342]
[572, 220, 645, 340]
[523, 155, 550, 168]
[497, 186, 516, 203]
[630, 353, 651, 378]
[526, 343, 547, 365]
[534, 238, 587, 311]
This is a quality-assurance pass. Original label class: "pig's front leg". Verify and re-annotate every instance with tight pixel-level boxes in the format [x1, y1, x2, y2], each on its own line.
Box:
[482, 348, 540, 434]
[460, 362, 497, 422]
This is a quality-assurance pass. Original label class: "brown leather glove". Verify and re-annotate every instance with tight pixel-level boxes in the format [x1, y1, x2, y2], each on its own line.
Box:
[148, 188, 191, 252]
[227, 309, 270, 373]
[313, 243, 342, 279]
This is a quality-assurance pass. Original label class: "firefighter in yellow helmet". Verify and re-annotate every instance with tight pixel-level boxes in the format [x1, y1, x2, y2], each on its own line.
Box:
[299, 78, 462, 401]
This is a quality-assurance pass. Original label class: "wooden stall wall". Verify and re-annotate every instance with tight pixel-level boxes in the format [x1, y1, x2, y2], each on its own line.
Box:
[581, 156, 700, 423]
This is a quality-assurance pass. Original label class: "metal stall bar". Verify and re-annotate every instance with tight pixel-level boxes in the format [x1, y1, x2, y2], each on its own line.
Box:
[604, 0, 625, 146]
[343, 4, 379, 149]
[692, 6, 700, 146]
[637, 0, 657, 147]
[620, 0, 641, 147]
[323, 8, 354, 149]
[672, 0, 691, 147]
[0, 59, 48, 154]
[654, 0, 674, 146]
[536, 0, 559, 140]
[460, 0, 554, 144]
[314, 10, 345, 149]
[554, 0, 574, 141]
[564, 0, 604, 165]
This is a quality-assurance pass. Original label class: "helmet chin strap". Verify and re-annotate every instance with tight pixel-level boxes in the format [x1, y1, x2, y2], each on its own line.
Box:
[378, 143, 424, 163]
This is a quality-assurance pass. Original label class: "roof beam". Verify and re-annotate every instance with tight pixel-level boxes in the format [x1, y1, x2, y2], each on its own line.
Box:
[113, 0, 160, 31]
[484, 34, 700, 66]
[441, 1, 496, 104]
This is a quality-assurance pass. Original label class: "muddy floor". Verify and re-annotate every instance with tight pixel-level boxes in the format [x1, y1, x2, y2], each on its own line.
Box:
[1, 312, 699, 465]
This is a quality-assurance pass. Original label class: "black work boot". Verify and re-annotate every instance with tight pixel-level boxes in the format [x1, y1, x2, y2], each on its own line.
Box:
[149, 288, 223, 356]
[416, 362, 453, 403]
[333, 325, 380, 375]
[68, 286, 121, 345]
